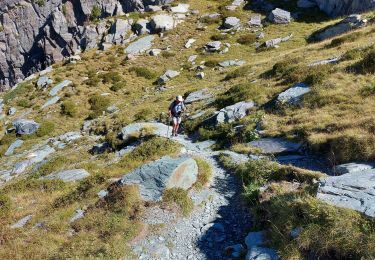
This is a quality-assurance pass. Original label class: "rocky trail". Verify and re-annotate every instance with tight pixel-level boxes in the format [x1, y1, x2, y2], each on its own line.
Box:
[130, 133, 254, 259]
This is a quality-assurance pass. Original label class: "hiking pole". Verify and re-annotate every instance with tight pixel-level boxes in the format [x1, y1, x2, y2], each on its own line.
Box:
[167, 115, 171, 138]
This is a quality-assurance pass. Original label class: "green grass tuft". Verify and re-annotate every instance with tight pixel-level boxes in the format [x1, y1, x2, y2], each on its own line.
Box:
[163, 188, 193, 216]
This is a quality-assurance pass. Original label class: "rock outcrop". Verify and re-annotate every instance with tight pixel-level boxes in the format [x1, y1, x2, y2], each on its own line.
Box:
[313, 0, 375, 17]
[119, 156, 198, 201]
[317, 168, 375, 217]
[0, 0, 174, 90]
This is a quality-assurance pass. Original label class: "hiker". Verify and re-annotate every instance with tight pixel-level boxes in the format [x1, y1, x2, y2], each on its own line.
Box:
[168, 95, 186, 137]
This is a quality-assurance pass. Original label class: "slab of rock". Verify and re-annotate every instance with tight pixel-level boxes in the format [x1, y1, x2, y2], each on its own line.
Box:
[106, 19, 132, 45]
[70, 209, 85, 223]
[268, 8, 291, 24]
[219, 60, 246, 67]
[310, 15, 367, 42]
[37, 76, 53, 88]
[13, 119, 40, 135]
[188, 55, 198, 63]
[121, 122, 169, 140]
[43, 169, 90, 182]
[249, 15, 262, 27]
[107, 105, 119, 114]
[119, 156, 198, 201]
[57, 131, 82, 143]
[8, 107, 17, 116]
[276, 83, 311, 106]
[185, 38, 196, 48]
[196, 72, 205, 79]
[216, 101, 255, 124]
[146, 5, 162, 12]
[335, 162, 375, 175]
[149, 48, 162, 56]
[223, 17, 241, 29]
[150, 14, 175, 32]
[204, 41, 222, 52]
[171, 3, 190, 14]
[157, 70, 180, 85]
[248, 138, 302, 155]
[309, 57, 340, 66]
[124, 35, 155, 55]
[41, 96, 60, 109]
[11, 215, 32, 229]
[49, 80, 73, 96]
[5, 139, 24, 156]
[184, 89, 213, 104]
[317, 169, 375, 217]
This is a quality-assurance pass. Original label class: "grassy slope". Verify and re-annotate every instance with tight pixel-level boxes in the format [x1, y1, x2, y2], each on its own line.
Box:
[0, 0, 374, 258]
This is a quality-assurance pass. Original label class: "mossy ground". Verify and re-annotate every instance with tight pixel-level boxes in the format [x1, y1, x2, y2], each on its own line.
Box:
[0, 0, 374, 258]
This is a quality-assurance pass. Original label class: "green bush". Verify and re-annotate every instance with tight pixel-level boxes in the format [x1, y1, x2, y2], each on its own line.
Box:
[237, 34, 257, 45]
[205, 60, 219, 68]
[36, 121, 55, 137]
[356, 48, 375, 74]
[100, 71, 122, 84]
[90, 5, 101, 22]
[200, 16, 221, 24]
[88, 95, 110, 119]
[0, 191, 11, 218]
[33, 0, 45, 6]
[129, 67, 157, 79]
[110, 81, 126, 92]
[102, 184, 142, 216]
[210, 33, 229, 41]
[224, 66, 252, 80]
[37, 156, 72, 176]
[134, 108, 152, 121]
[163, 188, 193, 216]
[194, 157, 212, 189]
[16, 99, 31, 108]
[360, 82, 375, 96]
[342, 48, 365, 61]
[4, 178, 65, 193]
[3, 82, 33, 103]
[161, 51, 176, 58]
[61, 100, 77, 117]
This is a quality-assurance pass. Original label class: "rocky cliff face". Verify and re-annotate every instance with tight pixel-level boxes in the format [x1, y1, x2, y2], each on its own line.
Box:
[0, 0, 171, 90]
[314, 0, 375, 17]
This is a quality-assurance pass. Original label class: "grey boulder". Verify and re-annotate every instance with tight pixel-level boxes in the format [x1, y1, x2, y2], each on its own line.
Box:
[11, 215, 33, 229]
[49, 80, 73, 96]
[170, 3, 190, 14]
[216, 101, 255, 124]
[314, 0, 375, 17]
[41, 96, 60, 109]
[157, 70, 180, 85]
[310, 15, 367, 41]
[150, 14, 175, 32]
[219, 60, 246, 67]
[43, 169, 90, 182]
[7, 107, 17, 116]
[119, 156, 198, 201]
[13, 119, 40, 135]
[335, 162, 375, 175]
[5, 139, 24, 156]
[276, 83, 311, 106]
[204, 41, 222, 52]
[248, 138, 302, 155]
[124, 35, 155, 55]
[249, 15, 262, 27]
[246, 247, 279, 260]
[37, 76, 53, 88]
[184, 89, 213, 104]
[317, 169, 375, 217]
[121, 122, 169, 140]
[106, 19, 132, 45]
[223, 17, 241, 29]
[268, 8, 291, 24]
[133, 19, 150, 35]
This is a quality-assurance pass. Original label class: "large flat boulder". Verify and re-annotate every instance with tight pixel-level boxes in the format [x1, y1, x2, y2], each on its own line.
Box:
[124, 35, 155, 55]
[223, 17, 241, 29]
[13, 119, 40, 135]
[276, 83, 311, 106]
[317, 169, 375, 217]
[249, 138, 302, 155]
[150, 14, 175, 32]
[268, 8, 291, 24]
[119, 156, 198, 201]
[184, 89, 213, 104]
[335, 162, 375, 174]
[120, 122, 169, 140]
[49, 80, 72, 96]
[216, 101, 255, 124]
[43, 169, 90, 182]
[314, 0, 375, 17]
[309, 15, 367, 42]
[5, 139, 23, 156]
[106, 18, 132, 45]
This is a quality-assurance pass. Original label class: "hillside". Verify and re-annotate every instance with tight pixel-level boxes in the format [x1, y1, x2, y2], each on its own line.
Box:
[0, 0, 374, 259]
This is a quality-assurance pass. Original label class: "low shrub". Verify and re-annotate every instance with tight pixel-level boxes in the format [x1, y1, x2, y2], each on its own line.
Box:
[110, 81, 126, 92]
[129, 67, 157, 79]
[102, 184, 142, 216]
[216, 83, 262, 107]
[3, 82, 33, 103]
[88, 95, 110, 119]
[210, 33, 229, 41]
[360, 82, 375, 96]
[61, 100, 77, 117]
[194, 157, 212, 189]
[134, 108, 152, 121]
[4, 178, 65, 193]
[0, 191, 11, 218]
[200, 16, 221, 24]
[90, 5, 101, 22]
[36, 121, 55, 137]
[16, 99, 31, 108]
[163, 188, 193, 216]
[224, 66, 252, 81]
[237, 34, 257, 45]
[37, 156, 72, 176]
[204, 60, 219, 68]
[342, 48, 365, 61]
[326, 32, 363, 48]
[161, 51, 176, 58]
[355, 48, 375, 74]
[100, 71, 122, 84]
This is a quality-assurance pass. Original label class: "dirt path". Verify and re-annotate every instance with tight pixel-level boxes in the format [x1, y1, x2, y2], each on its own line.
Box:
[131, 136, 252, 259]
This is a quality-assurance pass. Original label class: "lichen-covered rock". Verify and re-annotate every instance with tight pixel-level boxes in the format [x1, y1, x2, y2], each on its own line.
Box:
[204, 41, 222, 52]
[124, 35, 155, 55]
[13, 119, 40, 135]
[119, 156, 198, 201]
[184, 89, 213, 104]
[49, 80, 73, 96]
[248, 138, 302, 155]
[222, 17, 241, 29]
[5, 139, 24, 156]
[317, 169, 375, 217]
[268, 8, 291, 24]
[216, 101, 255, 124]
[276, 83, 311, 106]
[43, 169, 90, 182]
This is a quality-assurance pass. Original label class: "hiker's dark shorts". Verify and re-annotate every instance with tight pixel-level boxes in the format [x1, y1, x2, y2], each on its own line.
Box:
[172, 116, 182, 124]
